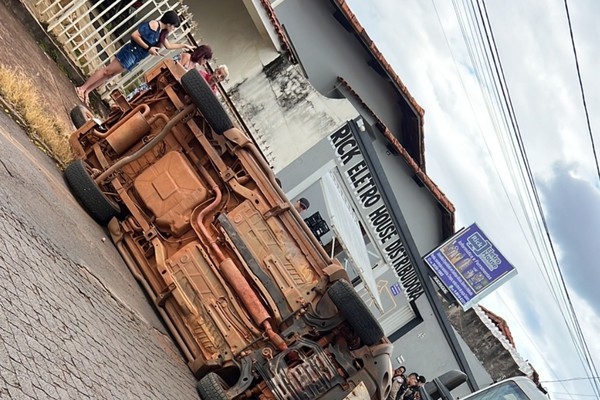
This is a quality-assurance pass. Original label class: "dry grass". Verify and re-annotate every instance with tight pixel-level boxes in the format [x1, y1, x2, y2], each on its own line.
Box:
[0, 65, 73, 166]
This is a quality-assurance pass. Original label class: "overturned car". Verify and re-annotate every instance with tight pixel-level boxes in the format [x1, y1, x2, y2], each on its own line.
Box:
[65, 59, 392, 400]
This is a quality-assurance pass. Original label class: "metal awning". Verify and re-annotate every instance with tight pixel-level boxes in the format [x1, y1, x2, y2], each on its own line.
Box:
[321, 171, 383, 312]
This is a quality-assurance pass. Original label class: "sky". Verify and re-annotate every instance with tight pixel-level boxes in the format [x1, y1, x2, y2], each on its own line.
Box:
[345, 0, 600, 398]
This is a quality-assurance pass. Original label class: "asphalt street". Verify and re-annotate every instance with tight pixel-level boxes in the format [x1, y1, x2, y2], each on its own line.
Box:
[0, 0, 201, 397]
[0, 108, 198, 398]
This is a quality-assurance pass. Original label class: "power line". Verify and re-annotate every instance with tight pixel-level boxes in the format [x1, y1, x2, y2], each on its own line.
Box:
[476, 1, 600, 394]
[477, 1, 600, 396]
[552, 391, 599, 397]
[468, 0, 571, 318]
[444, 0, 600, 397]
[543, 377, 600, 383]
[436, 0, 551, 292]
[562, 0, 600, 184]
[452, 0, 569, 321]
[477, 0, 600, 395]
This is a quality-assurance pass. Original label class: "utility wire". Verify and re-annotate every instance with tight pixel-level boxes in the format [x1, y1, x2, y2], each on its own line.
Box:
[563, 0, 600, 183]
[465, 0, 567, 314]
[552, 391, 598, 397]
[471, 0, 584, 364]
[543, 377, 600, 383]
[444, 0, 600, 397]
[477, 0, 600, 396]
[478, 1, 600, 396]
[478, 0, 588, 364]
[456, 0, 566, 315]
[436, 0, 550, 295]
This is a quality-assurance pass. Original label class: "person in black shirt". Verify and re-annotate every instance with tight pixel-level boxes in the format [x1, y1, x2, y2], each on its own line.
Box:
[397, 373, 419, 400]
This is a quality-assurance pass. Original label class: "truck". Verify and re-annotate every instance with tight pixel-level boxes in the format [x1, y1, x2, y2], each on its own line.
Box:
[459, 377, 550, 400]
[64, 59, 393, 399]
[420, 370, 550, 400]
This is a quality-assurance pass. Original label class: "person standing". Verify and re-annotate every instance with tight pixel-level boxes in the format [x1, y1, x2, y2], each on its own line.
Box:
[397, 373, 419, 400]
[175, 44, 213, 70]
[199, 64, 229, 94]
[413, 376, 427, 400]
[76, 10, 192, 104]
[388, 366, 407, 400]
[293, 198, 310, 214]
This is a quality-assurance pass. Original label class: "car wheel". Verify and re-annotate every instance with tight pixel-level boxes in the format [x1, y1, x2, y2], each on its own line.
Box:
[64, 159, 121, 225]
[70, 105, 95, 129]
[181, 68, 233, 135]
[328, 279, 384, 346]
[196, 373, 229, 400]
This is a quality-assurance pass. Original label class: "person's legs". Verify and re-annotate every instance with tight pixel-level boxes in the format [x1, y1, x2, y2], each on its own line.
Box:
[76, 58, 126, 103]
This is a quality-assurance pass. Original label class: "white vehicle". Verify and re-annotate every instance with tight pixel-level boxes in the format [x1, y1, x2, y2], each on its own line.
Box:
[421, 371, 549, 400]
[461, 376, 549, 400]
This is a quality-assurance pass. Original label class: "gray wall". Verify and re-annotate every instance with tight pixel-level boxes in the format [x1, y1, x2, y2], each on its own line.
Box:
[454, 330, 495, 389]
[278, 122, 493, 391]
[278, 121, 442, 255]
[275, 0, 419, 154]
[393, 295, 471, 398]
[368, 133, 443, 255]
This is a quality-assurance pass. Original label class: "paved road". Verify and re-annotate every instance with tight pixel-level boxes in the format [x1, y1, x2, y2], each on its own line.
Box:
[0, 110, 198, 398]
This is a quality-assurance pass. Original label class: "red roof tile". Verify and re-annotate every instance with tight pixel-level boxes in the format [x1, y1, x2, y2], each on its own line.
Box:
[258, 0, 296, 62]
[480, 306, 516, 347]
[260, 0, 454, 235]
[333, 0, 426, 168]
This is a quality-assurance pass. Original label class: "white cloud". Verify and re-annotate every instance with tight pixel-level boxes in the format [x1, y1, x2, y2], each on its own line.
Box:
[347, 0, 600, 395]
[539, 163, 600, 312]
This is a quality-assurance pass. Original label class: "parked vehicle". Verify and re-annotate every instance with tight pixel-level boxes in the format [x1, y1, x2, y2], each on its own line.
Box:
[421, 370, 549, 400]
[65, 59, 392, 399]
[460, 377, 549, 400]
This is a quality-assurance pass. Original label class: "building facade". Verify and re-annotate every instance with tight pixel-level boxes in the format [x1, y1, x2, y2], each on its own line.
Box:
[185, 0, 496, 394]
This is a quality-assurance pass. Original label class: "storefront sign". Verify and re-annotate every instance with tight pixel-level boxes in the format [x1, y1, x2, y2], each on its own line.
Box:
[423, 223, 517, 310]
[329, 125, 424, 301]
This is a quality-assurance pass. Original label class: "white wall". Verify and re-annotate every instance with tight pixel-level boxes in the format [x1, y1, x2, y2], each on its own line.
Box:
[230, 59, 357, 171]
[183, 0, 279, 86]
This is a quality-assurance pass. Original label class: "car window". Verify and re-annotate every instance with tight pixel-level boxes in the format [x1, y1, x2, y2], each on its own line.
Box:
[465, 381, 530, 400]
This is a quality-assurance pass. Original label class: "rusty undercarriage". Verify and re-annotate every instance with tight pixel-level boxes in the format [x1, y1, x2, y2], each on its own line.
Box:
[64, 59, 393, 400]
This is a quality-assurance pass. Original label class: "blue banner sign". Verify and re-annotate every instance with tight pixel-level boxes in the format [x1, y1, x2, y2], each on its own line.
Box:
[423, 223, 517, 310]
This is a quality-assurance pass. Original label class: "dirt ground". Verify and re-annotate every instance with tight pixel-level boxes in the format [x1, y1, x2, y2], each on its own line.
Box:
[0, 0, 85, 134]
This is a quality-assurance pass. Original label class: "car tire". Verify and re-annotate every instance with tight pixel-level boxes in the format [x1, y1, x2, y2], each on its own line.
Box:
[64, 159, 121, 225]
[181, 68, 233, 135]
[328, 279, 384, 346]
[196, 373, 229, 400]
[70, 105, 94, 129]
